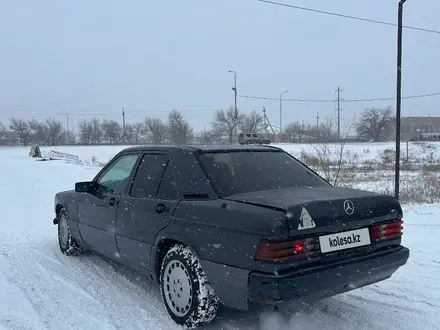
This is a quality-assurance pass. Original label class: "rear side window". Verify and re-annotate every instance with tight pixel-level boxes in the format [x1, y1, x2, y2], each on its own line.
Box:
[197, 151, 328, 197]
[130, 154, 168, 198]
[157, 162, 178, 200]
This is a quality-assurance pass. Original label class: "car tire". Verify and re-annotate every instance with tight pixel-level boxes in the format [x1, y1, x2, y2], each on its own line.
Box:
[160, 244, 219, 328]
[57, 208, 83, 256]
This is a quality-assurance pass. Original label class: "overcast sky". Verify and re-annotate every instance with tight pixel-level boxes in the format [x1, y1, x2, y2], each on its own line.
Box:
[0, 0, 439, 132]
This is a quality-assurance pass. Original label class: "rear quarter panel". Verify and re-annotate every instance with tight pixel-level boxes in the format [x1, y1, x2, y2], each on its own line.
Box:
[158, 199, 288, 270]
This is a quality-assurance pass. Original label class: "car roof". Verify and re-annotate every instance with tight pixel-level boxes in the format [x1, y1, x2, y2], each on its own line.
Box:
[119, 144, 282, 154]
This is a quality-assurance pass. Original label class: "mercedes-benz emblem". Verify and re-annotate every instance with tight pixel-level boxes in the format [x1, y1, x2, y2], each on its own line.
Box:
[343, 200, 355, 215]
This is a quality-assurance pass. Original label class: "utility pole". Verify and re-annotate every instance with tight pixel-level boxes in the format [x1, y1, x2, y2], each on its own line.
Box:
[316, 113, 320, 141]
[336, 87, 343, 139]
[66, 114, 69, 134]
[122, 107, 126, 141]
[395, 0, 408, 201]
[228, 70, 238, 143]
[429, 113, 431, 134]
[262, 106, 268, 135]
[279, 90, 288, 142]
[233, 76, 237, 119]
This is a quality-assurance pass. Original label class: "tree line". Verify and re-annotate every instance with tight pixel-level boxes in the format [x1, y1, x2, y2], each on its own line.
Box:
[0, 106, 395, 146]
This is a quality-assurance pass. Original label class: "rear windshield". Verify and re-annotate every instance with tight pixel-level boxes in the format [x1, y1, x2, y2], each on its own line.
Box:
[197, 151, 328, 197]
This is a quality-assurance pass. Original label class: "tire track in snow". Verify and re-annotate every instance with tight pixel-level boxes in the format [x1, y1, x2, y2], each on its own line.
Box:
[76, 253, 176, 329]
[0, 244, 73, 329]
[29, 243, 179, 330]
[0, 268, 47, 330]
[343, 293, 440, 330]
[369, 286, 439, 309]
[34, 262, 100, 305]
[1, 242, 120, 329]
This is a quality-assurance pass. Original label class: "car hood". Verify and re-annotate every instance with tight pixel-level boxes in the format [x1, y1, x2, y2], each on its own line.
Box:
[224, 186, 402, 233]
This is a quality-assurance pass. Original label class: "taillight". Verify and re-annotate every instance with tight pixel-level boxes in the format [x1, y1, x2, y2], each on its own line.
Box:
[255, 237, 320, 262]
[370, 220, 403, 241]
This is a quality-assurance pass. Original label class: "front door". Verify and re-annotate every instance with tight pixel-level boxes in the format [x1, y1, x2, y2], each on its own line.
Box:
[116, 153, 180, 270]
[77, 153, 140, 259]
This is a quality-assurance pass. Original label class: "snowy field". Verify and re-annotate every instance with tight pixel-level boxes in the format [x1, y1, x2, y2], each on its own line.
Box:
[1, 145, 440, 330]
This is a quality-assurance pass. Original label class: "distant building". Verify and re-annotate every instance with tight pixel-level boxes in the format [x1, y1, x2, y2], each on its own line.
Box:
[0, 131, 20, 146]
[386, 116, 440, 141]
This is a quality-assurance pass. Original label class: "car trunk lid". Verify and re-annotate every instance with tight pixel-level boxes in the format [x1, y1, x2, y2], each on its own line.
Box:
[225, 186, 402, 235]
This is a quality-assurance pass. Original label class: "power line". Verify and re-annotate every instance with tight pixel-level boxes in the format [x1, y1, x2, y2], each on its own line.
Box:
[345, 92, 440, 102]
[238, 91, 440, 103]
[257, 0, 440, 35]
[17, 107, 264, 119]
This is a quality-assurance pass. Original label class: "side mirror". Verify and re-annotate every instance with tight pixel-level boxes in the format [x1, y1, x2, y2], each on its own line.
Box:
[75, 181, 97, 193]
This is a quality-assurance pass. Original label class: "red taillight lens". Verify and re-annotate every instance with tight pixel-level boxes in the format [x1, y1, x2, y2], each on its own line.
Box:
[255, 237, 320, 262]
[370, 220, 404, 241]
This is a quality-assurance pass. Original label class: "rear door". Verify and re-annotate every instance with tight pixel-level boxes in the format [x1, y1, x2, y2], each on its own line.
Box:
[116, 153, 180, 270]
[77, 153, 140, 259]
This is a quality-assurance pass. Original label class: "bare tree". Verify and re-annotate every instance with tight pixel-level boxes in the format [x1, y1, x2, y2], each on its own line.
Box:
[122, 124, 134, 144]
[44, 118, 65, 145]
[211, 107, 243, 144]
[0, 122, 7, 146]
[145, 117, 168, 144]
[356, 106, 395, 142]
[199, 128, 215, 144]
[27, 118, 65, 145]
[0, 121, 5, 137]
[311, 116, 357, 186]
[9, 117, 31, 145]
[0, 121, 5, 144]
[101, 120, 122, 144]
[90, 118, 103, 144]
[65, 130, 76, 145]
[315, 120, 337, 143]
[239, 111, 264, 133]
[167, 110, 193, 145]
[284, 121, 307, 143]
[298, 117, 338, 143]
[28, 119, 44, 144]
[78, 119, 93, 144]
[131, 122, 145, 144]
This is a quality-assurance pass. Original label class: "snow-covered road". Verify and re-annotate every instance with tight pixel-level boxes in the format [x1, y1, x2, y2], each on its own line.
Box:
[0, 147, 439, 330]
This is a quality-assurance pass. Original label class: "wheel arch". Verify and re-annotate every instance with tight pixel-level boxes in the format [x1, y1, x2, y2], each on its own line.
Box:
[56, 203, 65, 214]
[153, 235, 201, 284]
[53, 203, 65, 224]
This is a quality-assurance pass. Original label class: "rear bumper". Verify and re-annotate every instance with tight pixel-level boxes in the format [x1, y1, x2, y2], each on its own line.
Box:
[249, 245, 410, 303]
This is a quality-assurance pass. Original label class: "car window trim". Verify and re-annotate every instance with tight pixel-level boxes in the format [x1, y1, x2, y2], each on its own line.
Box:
[93, 152, 142, 196]
[128, 152, 181, 201]
[156, 158, 180, 201]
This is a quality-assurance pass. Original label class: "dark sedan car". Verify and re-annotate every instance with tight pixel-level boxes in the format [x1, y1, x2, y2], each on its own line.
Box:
[53, 145, 410, 328]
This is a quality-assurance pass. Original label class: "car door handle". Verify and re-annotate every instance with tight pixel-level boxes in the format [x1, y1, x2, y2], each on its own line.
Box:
[156, 203, 169, 214]
[108, 197, 118, 206]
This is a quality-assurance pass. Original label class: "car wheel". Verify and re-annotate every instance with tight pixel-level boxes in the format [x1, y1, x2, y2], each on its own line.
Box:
[160, 245, 219, 328]
[57, 208, 83, 256]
